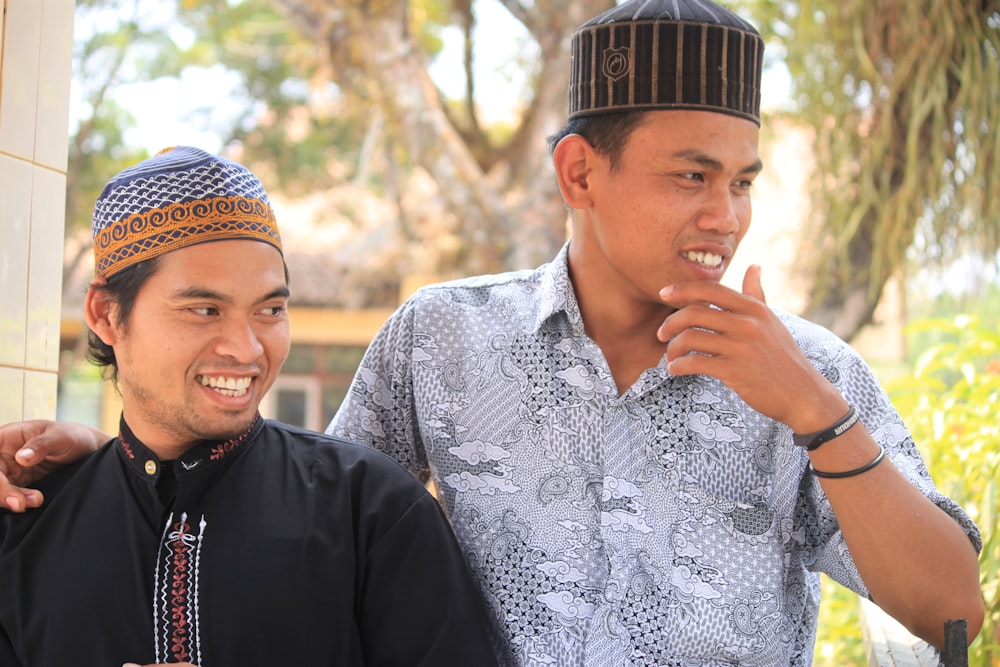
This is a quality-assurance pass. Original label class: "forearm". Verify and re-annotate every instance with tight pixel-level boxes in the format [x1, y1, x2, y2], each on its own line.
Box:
[811, 430, 983, 648]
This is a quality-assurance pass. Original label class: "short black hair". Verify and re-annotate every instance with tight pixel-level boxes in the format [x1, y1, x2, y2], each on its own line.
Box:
[546, 111, 651, 171]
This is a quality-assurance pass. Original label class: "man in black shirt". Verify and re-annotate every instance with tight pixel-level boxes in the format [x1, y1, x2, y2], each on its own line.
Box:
[0, 147, 496, 667]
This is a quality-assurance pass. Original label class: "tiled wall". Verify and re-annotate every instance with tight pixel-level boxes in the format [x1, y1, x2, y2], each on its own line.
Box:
[0, 0, 76, 424]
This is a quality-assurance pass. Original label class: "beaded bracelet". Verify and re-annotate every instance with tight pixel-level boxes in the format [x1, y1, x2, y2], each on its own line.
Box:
[809, 445, 886, 479]
[792, 405, 860, 451]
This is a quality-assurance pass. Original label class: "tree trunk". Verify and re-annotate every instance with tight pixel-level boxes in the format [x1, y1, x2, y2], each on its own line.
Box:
[271, 0, 612, 275]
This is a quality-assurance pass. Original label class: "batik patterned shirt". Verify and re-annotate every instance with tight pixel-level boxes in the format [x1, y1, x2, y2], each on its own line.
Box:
[328, 244, 980, 667]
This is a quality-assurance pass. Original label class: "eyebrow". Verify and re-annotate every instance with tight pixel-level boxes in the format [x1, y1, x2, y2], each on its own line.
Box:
[172, 286, 291, 303]
[670, 149, 763, 175]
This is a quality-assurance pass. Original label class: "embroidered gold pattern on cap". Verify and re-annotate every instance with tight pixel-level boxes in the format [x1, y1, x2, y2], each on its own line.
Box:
[94, 196, 279, 278]
[91, 146, 283, 280]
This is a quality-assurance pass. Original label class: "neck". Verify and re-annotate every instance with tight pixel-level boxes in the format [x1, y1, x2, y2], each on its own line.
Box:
[568, 260, 671, 394]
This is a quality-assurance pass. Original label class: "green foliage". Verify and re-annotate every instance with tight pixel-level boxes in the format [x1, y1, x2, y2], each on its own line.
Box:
[69, 0, 369, 220]
[815, 314, 1000, 663]
[813, 575, 866, 665]
[68, 0, 192, 235]
[170, 0, 370, 188]
[885, 315, 1000, 663]
[742, 0, 1000, 339]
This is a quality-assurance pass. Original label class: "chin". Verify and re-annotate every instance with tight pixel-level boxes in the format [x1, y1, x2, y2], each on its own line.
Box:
[195, 412, 258, 442]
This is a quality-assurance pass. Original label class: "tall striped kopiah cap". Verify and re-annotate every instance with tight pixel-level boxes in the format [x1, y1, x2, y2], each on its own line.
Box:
[92, 146, 282, 279]
[568, 0, 765, 125]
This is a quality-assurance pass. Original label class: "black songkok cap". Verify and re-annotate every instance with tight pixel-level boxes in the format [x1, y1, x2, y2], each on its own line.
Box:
[568, 0, 765, 125]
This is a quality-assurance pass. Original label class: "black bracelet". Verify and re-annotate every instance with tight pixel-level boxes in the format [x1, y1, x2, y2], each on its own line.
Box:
[809, 445, 886, 479]
[792, 405, 860, 451]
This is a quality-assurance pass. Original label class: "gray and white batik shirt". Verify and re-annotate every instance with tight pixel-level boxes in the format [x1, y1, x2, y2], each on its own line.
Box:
[329, 243, 980, 667]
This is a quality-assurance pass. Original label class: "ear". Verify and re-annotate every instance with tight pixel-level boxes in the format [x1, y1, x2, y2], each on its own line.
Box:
[83, 279, 120, 345]
[552, 134, 597, 210]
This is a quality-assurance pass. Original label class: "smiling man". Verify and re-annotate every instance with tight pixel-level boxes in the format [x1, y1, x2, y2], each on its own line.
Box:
[0, 2, 986, 665]
[0, 147, 496, 666]
[327, 2, 983, 663]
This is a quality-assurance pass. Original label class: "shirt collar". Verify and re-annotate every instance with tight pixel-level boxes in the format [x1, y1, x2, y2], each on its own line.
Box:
[116, 413, 263, 481]
[533, 242, 586, 335]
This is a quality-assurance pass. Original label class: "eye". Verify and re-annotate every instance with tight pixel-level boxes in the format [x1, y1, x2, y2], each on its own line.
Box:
[190, 306, 220, 317]
[680, 172, 705, 182]
[260, 305, 286, 317]
[734, 179, 754, 191]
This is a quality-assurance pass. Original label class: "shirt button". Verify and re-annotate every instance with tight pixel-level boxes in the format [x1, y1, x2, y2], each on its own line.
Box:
[144, 460, 157, 475]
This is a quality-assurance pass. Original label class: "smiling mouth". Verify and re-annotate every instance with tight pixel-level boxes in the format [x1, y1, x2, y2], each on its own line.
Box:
[198, 375, 252, 398]
[684, 250, 724, 268]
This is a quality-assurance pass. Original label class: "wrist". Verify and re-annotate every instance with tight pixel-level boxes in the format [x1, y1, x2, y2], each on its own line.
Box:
[792, 405, 860, 451]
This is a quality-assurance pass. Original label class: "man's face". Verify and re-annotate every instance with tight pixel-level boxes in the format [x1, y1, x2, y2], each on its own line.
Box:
[572, 110, 762, 304]
[109, 239, 290, 453]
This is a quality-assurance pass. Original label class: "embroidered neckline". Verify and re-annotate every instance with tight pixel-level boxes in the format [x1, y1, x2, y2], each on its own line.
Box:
[117, 413, 263, 472]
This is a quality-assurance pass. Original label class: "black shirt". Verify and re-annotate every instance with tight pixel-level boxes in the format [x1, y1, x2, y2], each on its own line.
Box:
[0, 416, 497, 666]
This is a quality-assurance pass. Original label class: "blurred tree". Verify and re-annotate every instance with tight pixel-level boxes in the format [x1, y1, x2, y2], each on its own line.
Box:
[68, 0, 613, 306]
[746, 0, 1000, 341]
[67, 0, 179, 264]
[265, 0, 612, 274]
[70, 1, 998, 339]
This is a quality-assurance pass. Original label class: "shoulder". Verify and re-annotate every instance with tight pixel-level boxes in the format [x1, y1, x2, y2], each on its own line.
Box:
[0, 446, 109, 540]
[259, 420, 427, 491]
[258, 421, 445, 541]
[403, 265, 546, 313]
[774, 308, 862, 365]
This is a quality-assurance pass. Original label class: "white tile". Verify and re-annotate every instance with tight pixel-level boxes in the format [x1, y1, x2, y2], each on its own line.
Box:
[23, 370, 58, 420]
[35, 0, 76, 170]
[0, 367, 25, 424]
[0, 1, 6, 79]
[0, 0, 42, 159]
[26, 166, 66, 371]
[0, 154, 32, 366]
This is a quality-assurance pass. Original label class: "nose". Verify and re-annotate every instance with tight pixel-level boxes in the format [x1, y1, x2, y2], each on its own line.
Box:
[215, 316, 264, 363]
[697, 187, 745, 236]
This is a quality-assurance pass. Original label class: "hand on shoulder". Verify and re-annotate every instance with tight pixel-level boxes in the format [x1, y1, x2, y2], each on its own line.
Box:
[0, 420, 107, 512]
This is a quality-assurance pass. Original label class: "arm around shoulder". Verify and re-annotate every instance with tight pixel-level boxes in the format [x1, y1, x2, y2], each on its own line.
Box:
[0, 420, 108, 512]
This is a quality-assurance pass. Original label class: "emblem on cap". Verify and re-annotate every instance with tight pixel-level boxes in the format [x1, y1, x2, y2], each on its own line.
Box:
[602, 47, 631, 82]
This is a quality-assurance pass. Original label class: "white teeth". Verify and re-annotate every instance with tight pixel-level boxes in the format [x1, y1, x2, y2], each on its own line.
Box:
[685, 251, 723, 267]
[198, 375, 252, 397]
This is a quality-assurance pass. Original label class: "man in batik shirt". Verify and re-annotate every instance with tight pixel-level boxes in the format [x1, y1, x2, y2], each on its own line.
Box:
[327, 1, 983, 664]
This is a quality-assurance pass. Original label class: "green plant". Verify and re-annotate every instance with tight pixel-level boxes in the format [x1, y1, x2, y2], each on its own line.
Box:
[813, 574, 866, 665]
[814, 314, 1000, 664]
[886, 314, 1000, 664]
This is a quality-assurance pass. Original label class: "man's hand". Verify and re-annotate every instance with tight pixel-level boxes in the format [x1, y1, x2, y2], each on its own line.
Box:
[656, 265, 846, 432]
[0, 420, 108, 512]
